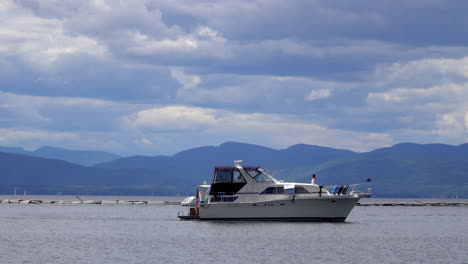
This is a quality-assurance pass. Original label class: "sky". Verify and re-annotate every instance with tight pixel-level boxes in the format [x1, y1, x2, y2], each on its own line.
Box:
[1, 0, 468, 156]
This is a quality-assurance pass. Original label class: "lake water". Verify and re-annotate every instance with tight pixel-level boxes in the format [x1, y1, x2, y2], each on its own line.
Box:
[1, 197, 467, 264]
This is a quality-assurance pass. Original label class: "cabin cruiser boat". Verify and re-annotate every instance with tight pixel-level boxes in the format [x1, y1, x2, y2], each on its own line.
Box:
[178, 161, 360, 221]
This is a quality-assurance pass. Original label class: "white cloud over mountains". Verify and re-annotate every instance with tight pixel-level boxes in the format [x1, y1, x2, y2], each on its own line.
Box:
[1, 0, 468, 155]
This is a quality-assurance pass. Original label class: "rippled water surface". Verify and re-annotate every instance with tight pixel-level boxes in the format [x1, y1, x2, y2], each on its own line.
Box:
[1, 198, 467, 264]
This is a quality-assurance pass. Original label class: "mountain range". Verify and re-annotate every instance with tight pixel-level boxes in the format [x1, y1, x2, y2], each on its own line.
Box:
[1, 142, 467, 197]
[0, 146, 120, 166]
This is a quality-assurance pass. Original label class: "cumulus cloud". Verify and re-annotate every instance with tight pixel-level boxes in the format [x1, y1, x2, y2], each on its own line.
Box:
[121, 105, 395, 152]
[368, 83, 468, 106]
[123, 106, 218, 132]
[133, 138, 154, 145]
[465, 113, 468, 131]
[197, 26, 219, 38]
[0, 2, 108, 71]
[434, 113, 466, 139]
[171, 69, 202, 89]
[306, 89, 332, 101]
[127, 34, 199, 56]
[373, 56, 468, 89]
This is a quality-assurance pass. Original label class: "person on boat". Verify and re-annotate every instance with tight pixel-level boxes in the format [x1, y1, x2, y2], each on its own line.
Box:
[311, 174, 316, 184]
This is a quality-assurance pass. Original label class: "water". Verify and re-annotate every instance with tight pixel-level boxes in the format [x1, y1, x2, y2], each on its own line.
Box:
[1, 198, 467, 264]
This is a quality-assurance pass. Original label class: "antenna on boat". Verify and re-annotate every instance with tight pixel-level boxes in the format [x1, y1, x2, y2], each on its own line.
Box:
[234, 160, 243, 165]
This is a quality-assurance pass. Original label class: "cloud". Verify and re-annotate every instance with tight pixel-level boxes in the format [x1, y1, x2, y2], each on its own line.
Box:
[133, 138, 153, 145]
[0, 91, 141, 131]
[212, 112, 394, 152]
[123, 106, 218, 132]
[197, 26, 219, 38]
[373, 56, 468, 89]
[127, 34, 199, 56]
[0, 128, 80, 150]
[465, 113, 468, 131]
[0, 3, 108, 71]
[434, 113, 467, 139]
[177, 0, 468, 46]
[366, 82, 468, 117]
[121, 105, 395, 152]
[171, 69, 202, 89]
[306, 89, 332, 101]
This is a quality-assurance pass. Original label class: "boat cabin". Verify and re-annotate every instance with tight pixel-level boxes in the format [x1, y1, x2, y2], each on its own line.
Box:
[210, 162, 279, 193]
[210, 166, 253, 195]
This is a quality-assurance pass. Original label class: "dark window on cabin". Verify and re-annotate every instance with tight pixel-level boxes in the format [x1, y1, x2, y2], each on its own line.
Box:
[295, 186, 310, 194]
[255, 174, 272, 182]
[214, 170, 232, 183]
[210, 196, 238, 202]
[233, 170, 246, 183]
[260, 186, 284, 194]
[210, 168, 247, 195]
[260, 187, 275, 194]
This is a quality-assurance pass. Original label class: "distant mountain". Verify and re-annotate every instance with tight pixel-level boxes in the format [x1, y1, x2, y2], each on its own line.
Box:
[1, 142, 467, 197]
[0, 145, 120, 166]
[307, 143, 468, 198]
[0, 146, 31, 155]
[95, 142, 468, 197]
[96, 142, 356, 183]
[0, 152, 192, 195]
[33, 146, 120, 166]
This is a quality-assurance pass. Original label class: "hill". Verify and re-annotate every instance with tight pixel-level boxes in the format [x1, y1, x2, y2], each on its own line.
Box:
[0, 152, 191, 195]
[307, 143, 468, 198]
[95, 142, 356, 182]
[0, 146, 120, 166]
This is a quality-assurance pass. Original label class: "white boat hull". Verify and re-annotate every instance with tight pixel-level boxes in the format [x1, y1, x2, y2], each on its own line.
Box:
[198, 196, 359, 221]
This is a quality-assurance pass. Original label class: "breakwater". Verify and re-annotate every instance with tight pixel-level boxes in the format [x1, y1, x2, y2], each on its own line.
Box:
[0, 199, 180, 205]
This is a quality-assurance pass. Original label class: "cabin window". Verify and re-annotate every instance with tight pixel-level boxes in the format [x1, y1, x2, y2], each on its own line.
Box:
[233, 170, 246, 183]
[255, 173, 273, 182]
[245, 169, 260, 178]
[210, 196, 238, 202]
[295, 186, 310, 194]
[260, 186, 284, 194]
[214, 170, 232, 183]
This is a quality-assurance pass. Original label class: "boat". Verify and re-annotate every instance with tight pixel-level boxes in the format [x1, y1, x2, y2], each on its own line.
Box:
[349, 182, 373, 198]
[178, 160, 360, 222]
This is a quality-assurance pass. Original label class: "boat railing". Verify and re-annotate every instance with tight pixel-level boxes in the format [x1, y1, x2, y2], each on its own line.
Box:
[326, 182, 373, 196]
[209, 195, 239, 203]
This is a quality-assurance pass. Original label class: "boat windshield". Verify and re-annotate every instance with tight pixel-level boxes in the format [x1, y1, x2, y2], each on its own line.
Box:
[245, 169, 260, 178]
[245, 168, 275, 182]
